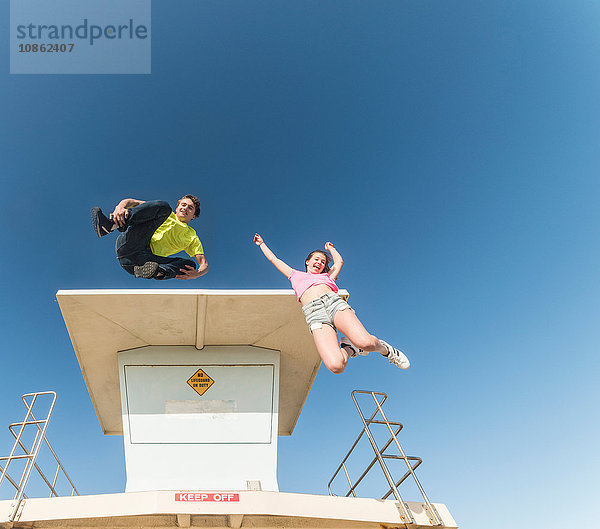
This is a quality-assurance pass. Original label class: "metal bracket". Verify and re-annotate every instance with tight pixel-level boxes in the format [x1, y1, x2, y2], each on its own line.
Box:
[246, 480, 262, 491]
[423, 502, 444, 526]
[8, 498, 25, 522]
[396, 501, 416, 525]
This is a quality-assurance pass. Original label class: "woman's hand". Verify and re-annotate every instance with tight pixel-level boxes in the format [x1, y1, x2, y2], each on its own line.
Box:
[254, 233, 264, 246]
[325, 241, 334, 251]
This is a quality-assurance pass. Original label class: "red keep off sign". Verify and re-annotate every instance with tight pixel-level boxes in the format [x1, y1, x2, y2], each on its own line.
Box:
[175, 493, 240, 502]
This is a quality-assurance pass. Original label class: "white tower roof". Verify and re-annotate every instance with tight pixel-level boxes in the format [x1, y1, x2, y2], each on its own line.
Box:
[56, 289, 345, 436]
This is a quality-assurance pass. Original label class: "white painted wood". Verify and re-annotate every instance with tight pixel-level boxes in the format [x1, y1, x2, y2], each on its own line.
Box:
[0, 490, 458, 528]
[124, 365, 274, 444]
[119, 346, 280, 492]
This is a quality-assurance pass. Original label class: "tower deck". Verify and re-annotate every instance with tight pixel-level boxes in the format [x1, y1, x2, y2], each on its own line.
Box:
[0, 489, 457, 528]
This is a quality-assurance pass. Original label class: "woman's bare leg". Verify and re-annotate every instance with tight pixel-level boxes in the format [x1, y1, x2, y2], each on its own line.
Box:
[311, 324, 349, 374]
[333, 308, 387, 355]
[334, 308, 411, 369]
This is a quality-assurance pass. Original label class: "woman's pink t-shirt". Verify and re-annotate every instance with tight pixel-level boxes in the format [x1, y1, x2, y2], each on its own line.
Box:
[288, 269, 338, 301]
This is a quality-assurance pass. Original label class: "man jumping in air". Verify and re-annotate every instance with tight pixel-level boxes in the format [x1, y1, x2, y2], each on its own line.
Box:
[91, 195, 208, 280]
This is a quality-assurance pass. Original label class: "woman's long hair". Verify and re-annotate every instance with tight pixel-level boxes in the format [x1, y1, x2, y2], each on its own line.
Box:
[304, 250, 332, 273]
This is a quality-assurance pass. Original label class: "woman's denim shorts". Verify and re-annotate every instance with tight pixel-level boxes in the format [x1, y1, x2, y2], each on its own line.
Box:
[301, 292, 352, 332]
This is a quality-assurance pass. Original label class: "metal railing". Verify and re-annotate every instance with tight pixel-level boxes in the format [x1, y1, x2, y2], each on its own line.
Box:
[328, 390, 443, 526]
[0, 391, 79, 522]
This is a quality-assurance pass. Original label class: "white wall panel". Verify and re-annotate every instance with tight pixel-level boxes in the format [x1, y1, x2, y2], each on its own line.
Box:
[125, 365, 274, 444]
[118, 345, 280, 492]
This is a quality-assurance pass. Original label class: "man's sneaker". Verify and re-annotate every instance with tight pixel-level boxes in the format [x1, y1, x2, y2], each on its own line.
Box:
[91, 207, 114, 238]
[381, 340, 410, 369]
[134, 261, 159, 279]
[340, 340, 369, 358]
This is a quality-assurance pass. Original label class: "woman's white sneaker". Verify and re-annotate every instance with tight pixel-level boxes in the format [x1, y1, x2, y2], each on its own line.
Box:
[381, 340, 410, 369]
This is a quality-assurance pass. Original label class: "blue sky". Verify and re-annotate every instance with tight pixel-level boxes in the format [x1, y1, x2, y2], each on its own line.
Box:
[1, 2, 599, 528]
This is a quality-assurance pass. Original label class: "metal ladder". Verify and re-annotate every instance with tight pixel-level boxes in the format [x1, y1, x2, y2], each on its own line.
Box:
[328, 390, 443, 526]
[0, 391, 79, 522]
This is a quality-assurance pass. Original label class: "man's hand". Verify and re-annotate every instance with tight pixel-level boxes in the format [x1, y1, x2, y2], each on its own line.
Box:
[176, 255, 208, 280]
[110, 204, 129, 227]
[110, 198, 144, 227]
[176, 265, 202, 280]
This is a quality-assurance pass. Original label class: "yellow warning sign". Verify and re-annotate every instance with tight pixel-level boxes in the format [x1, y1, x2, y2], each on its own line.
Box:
[187, 368, 214, 396]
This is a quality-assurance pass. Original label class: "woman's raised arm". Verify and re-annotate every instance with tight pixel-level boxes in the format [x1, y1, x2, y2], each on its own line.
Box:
[254, 234, 294, 278]
[325, 242, 343, 280]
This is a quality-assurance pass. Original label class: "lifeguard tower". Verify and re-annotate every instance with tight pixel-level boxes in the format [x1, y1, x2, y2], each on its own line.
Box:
[0, 289, 458, 528]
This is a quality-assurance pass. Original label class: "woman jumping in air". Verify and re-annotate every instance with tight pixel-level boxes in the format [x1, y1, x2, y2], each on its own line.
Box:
[253, 234, 410, 374]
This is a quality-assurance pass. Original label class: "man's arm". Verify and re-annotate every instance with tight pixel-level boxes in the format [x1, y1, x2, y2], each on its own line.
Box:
[176, 254, 208, 280]
[111, 198, 145, 227]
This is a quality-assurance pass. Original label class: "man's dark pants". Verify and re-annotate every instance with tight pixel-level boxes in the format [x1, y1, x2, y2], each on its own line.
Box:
[115, 201, 196, 280]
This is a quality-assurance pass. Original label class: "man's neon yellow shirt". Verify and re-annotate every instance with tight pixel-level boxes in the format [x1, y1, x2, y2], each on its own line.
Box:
[150, 213, 204, 257]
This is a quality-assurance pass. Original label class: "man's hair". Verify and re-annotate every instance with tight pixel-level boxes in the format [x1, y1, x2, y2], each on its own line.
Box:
[178, 194, 201, 217]
[304, 250, 332, 273]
